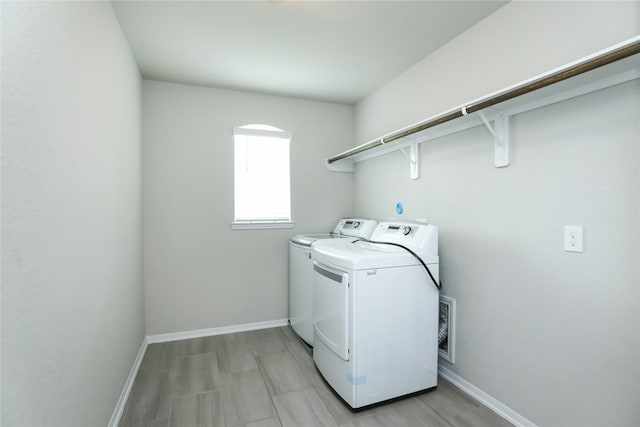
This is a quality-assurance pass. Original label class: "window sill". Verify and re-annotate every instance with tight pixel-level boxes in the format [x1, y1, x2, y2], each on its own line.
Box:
[231, 221, 295, 230]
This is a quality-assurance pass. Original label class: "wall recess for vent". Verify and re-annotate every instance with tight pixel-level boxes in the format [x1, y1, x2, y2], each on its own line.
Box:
[439, 295, 456, 363]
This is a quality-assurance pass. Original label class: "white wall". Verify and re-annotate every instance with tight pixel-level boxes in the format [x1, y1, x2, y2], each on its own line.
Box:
[142, 80, 354, 335]
[1, 2, 144, 426]
[353, 2, 639, 426]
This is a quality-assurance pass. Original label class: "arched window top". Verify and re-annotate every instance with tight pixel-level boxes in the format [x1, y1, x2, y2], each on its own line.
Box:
[234, 124, 292, 140]
[239, 124, 283, 132]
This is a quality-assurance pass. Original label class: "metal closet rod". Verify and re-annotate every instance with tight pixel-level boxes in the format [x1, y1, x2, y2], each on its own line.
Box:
[327, 38, 640, 164]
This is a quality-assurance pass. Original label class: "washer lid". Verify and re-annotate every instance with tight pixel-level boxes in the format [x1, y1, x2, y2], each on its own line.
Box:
[290, 233, 346, 247]
[312, 239, 438, 271]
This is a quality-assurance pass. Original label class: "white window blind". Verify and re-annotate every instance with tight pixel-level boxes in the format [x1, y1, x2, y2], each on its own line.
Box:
[233, 125, 292, 227]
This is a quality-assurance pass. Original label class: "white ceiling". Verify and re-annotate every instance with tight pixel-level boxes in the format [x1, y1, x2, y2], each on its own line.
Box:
[112, 1, 507, 105]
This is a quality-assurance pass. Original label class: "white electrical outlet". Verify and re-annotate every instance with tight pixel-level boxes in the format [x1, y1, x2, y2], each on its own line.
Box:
[564, 226, 584, 253]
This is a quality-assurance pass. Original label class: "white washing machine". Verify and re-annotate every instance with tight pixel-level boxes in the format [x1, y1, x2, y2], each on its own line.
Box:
[289, 218, 377, 346]
[312, 220, 440, 409]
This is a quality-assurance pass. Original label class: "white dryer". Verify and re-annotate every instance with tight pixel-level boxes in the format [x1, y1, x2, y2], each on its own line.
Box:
[289, 218, 377, 346]
[312, 220, 440, 409]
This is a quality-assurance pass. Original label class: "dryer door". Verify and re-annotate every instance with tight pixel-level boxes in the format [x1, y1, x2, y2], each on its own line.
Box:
[313, 261, 349, 361]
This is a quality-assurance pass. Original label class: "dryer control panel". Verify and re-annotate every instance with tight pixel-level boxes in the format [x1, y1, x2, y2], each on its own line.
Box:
[370, 221, 438, 255]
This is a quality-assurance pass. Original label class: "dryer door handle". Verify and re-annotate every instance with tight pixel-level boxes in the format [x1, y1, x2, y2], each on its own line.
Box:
[313, 262, 347, 285]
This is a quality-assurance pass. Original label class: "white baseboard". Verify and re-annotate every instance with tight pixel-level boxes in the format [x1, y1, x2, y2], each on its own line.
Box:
[438, 366, 537, 427]
[109, 337, 148, 427]
[146, 318, 289, 344]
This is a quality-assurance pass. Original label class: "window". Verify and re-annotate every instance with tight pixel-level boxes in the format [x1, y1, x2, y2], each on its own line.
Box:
[232, 124, 293, 229]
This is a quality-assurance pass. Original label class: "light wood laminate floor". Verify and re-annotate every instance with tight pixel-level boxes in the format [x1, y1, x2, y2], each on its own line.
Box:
[119, 326, 512, 427]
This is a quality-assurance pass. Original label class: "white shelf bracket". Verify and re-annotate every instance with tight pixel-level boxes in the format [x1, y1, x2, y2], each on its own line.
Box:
[493, 114, 510, 168]
[466, 108, 510, 168]
[390, 138, 419, 179]
[409, 142, 419, 179]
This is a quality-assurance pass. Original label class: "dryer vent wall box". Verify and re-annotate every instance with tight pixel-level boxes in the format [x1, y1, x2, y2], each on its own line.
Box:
[438, 296, 456, 364]
[312, 220, 439, 408]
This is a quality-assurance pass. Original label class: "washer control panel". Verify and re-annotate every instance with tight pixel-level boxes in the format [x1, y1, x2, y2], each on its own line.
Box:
[333, 218, 377, 238]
